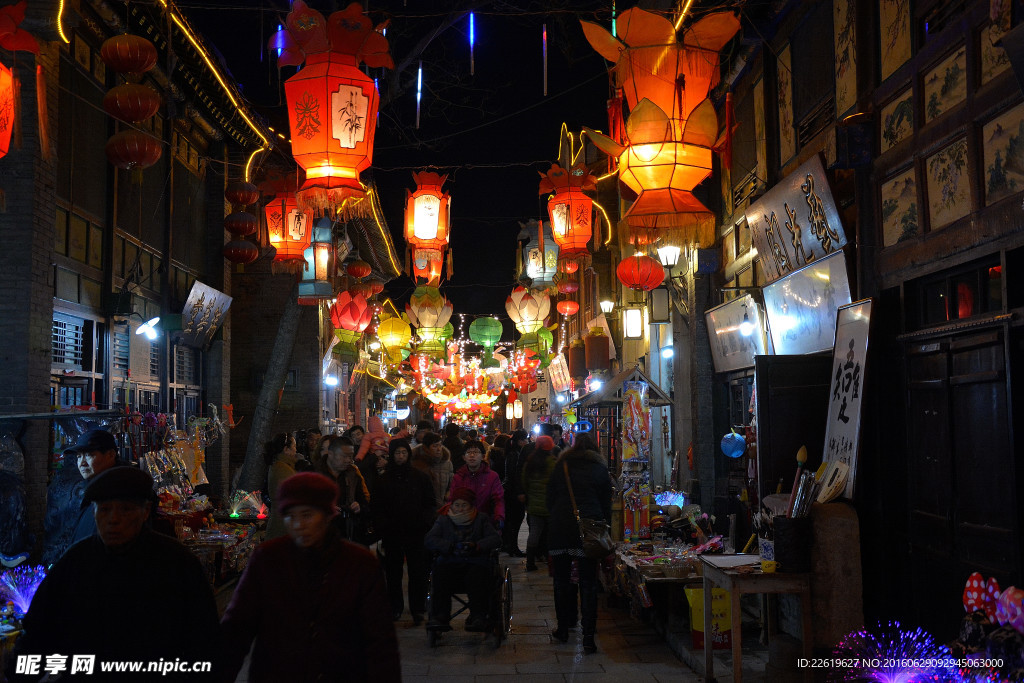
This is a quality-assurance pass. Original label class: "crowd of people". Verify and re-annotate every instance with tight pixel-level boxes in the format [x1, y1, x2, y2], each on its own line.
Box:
[7, 419, 612, 681]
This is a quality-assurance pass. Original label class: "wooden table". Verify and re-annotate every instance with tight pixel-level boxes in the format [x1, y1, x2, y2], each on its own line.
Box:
[700, 555, 812, 683]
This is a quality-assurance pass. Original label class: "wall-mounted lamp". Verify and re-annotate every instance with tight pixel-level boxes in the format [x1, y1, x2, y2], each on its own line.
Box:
[323, 375, 339, 387]
[656, 245, 681, 270]
[135, 317, 161, 341]
[739, 306, 756, 337]
[599, 299, 614, 314]
[623, 306, 644, 340]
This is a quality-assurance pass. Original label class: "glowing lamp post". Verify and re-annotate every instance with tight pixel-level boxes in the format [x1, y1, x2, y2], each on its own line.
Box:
[405, 171, 452, 286]
[273, 2, 393, 214]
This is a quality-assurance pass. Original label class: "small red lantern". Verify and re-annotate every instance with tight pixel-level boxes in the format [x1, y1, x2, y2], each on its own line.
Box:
[405, 171, 452, 286]
[102, 84, 161, 123]
[330, 291, 373, 332]
[223, 240, 260, 265]
[347, 260, 372, 279]
[348, 281, 373, 298]
[265, 194, 313, 263]
[105, 130, 162, 170]
[560, 259, 580, 274]
[100, 34, 157, 75]
[365, 277, 385, 296]
[557, 278, 579, 294]
[557, 300, 580, 317]
[225, 180, 259, 207]
[540, 163, 596, 258]
[0, 63, 13, 160]
[224, 211, 258, 237]
[617, 253, 665, 291]
[274, 2, 393, 214]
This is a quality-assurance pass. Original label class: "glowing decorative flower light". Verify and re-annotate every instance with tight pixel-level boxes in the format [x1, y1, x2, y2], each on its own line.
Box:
[506, 286, 550, 335]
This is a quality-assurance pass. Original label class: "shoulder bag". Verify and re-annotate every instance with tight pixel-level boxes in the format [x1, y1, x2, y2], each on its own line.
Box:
[563, 461, 614, 560]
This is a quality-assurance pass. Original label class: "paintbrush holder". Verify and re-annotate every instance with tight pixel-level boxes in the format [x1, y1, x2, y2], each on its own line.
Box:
[773, 517, 811, 573]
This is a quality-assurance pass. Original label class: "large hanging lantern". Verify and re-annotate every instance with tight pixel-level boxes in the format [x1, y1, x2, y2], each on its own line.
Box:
[469, 317, 502, 349]
[100, 34, 158, 75]
[518, 219, 559, 287]
[617, 253, 665, 291]
[539, 163, 595, 258]
[406, 286, 453, 341]
[265, 193, 313, 264]
[100, 33, 161, 170]
[378, 317, 412, 360]
[505, 286, 550, 335]
[330, 291, 372, 332]
[582, 9, 739, 247]
[272, 1, 393, 215]
[405, 171, 452, 286]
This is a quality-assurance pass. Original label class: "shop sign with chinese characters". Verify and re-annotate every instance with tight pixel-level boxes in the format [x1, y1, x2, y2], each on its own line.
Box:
[822, 298, 872, 499]
[181, 282, 233, 348]
[745, 154, 847, 285]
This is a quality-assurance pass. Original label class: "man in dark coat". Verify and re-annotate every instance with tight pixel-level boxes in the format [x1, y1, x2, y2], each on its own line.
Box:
[545, 434, 613, 654]
[442, 423, 466, 472]
[9, 467, 219, 681]
[222, 472, 400, 682]
[501, 430, 529, 556]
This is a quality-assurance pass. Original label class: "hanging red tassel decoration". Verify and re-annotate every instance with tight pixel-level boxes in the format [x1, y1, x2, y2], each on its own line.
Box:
[606, 90, 625, 174]
[36, 65, 50, 159]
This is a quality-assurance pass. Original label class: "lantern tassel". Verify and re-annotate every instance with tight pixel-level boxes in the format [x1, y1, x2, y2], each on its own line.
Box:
[36, 65, 50, 159]
[446, 249, 453, 279]
[11, 69, 21, 151]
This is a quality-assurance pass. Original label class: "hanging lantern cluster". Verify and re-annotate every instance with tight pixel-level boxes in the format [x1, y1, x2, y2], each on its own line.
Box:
[271, 1, 393, 216]
[582, 9, 740, 247]
[539, 163, 596, 270]
[100, 34, 162, 170]
[405, 171, 452, 286]
[264, 193, 313, 265]
[505, 286, 550, 335]
[617, 253, 665, 291]
[222, 180, 260, 265]
[406, 286, 453, 347]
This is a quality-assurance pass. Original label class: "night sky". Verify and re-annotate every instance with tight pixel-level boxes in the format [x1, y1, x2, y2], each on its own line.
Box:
[190, 1, 613, 323]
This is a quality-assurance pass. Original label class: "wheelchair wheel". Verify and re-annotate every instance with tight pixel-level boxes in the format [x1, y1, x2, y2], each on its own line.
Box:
[493, 565, 512, 645]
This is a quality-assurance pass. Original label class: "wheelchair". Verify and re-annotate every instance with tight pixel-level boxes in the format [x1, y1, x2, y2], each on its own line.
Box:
[424, 549, 513, 648]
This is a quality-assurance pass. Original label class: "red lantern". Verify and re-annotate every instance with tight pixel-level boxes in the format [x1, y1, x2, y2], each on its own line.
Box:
[330, 291, 373, 332]
[225, 180, 259, 207]
[560, 259, 579, 274]
[617, 254, 665, 291]
[365, 277, 385, 296]
[224, 211, 258, 237]
[540, 163, 596, 257]
[557, 278, 579, 294]
[100, 34, 157, 75]
[0, 63, 12, 160]
[557, 300, 580, 317]
[102, 84, 161, 123]
[348, 282, 373, 298]
[223, 240, 260, 265]
[276, 3, 393, 214]
[105, 130, 162, 170]
[347, 260, 372, 279]
[265, 194, 312, 263]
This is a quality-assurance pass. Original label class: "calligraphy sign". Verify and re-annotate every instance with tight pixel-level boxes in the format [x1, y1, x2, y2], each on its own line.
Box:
[822, 298, 872, 499]
[745, 154, 847, 285]
[181, 282, 232, 349]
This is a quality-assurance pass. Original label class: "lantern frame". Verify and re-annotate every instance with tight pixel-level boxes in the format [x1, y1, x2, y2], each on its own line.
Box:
[539, 163, 596, 258]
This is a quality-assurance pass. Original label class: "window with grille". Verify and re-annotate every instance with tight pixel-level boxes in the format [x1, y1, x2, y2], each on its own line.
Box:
[174, 345, 198, 385]
[52, 314, 85, 368]
[113, 330, 129, 372]
[149, 341, 161, 378]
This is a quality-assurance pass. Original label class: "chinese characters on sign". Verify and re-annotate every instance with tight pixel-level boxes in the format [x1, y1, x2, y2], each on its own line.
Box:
[822, 299, 872, 500]
[746, 154, 848, 285]
[181, 282, 233, 349]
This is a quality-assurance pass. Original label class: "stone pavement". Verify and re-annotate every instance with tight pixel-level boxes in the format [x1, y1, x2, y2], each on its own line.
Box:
[395, 552, 705, 682]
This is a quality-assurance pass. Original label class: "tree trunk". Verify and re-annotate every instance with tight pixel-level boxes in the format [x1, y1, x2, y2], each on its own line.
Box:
[236, 283, 303, 493]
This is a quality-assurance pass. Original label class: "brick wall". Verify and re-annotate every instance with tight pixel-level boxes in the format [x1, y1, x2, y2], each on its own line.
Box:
[0, 44, 60, 549]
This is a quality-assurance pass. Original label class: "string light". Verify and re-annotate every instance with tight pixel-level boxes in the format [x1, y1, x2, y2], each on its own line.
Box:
[56, 0, 70, 43]
[469, 12, 475, 76]
[542, 24, 548, 97]
[416, 60, 423, 129]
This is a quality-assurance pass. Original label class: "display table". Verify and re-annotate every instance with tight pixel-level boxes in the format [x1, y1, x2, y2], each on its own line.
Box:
[700, 555, 812, 683]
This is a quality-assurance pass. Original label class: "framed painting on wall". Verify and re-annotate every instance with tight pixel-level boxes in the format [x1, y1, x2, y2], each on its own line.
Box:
[880, 0, 911, 81]
[981, 0, 1012, 85]
[834, 0, 857, 117]
[924, 47, 967, 124]
[822, 298, 872, 499]
[983, 102, 1024, 205]
[925, 138, 971, 230]
[881, 167, 919, 247]
[777, 44, 796, 164]
[880, 88, 913, 153]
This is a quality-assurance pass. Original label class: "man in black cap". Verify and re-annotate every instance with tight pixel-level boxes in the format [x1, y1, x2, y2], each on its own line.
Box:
[9, 467, 220, 681]
[65, 429, 119, 546]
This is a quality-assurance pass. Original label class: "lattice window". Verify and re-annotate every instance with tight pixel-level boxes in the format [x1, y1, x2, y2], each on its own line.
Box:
[174, 345, 198, 385]
[797, 98, 835, 149]
[52, 314, 85, 368]
[149, 341, 161, 379]
[113, 330, 129, 372]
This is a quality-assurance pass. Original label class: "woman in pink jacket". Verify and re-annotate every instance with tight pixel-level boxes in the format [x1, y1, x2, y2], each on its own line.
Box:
[448, 439, 505, 525]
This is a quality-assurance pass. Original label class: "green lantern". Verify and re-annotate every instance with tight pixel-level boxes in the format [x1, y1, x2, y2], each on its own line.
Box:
[470, 317, 502, 348]
[440, 322, 454, 340]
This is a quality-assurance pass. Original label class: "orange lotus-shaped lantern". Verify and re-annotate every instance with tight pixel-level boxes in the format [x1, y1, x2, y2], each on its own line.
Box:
[405, 171, 452, 286]
[505, 286, 551, 335]
[582, 9, 739, 247]
[265, 194, 313, 263]
[271, 1, 393, 215]
[539, 163, 595, 259]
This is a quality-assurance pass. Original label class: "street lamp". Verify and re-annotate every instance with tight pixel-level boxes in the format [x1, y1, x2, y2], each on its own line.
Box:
[599, 299, 614, 314]
[135, 317, 161, 341]
[656, 245, 681, 270]
[623, 306, 644, 340]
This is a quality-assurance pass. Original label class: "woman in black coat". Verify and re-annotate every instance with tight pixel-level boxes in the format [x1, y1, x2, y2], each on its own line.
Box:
[371, 439, 438, 625]
[545, 434, 612, 654]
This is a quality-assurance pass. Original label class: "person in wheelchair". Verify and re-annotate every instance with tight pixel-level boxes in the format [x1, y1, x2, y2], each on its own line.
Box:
[424, 487, 501, 633]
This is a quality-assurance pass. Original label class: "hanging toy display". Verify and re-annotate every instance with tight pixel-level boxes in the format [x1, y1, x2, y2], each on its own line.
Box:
[621, 380, 651, 540]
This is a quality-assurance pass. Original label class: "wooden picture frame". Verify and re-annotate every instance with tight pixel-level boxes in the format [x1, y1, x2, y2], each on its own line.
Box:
[705, 293, 770, 373]
[762, 250, 852, 355]
[822, 298, 872, 499]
